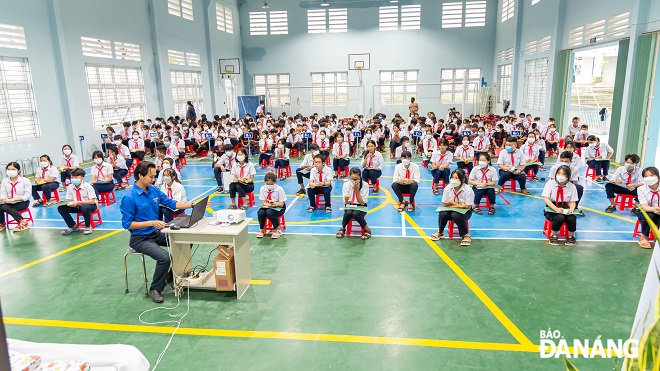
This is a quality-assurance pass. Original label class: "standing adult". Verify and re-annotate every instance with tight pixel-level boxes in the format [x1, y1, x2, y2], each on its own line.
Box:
[186, 101, 196, 122]
[408, 97, 419, 118]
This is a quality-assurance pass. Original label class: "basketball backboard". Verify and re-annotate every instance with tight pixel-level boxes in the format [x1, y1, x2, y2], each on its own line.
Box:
[348, 53, 370, 71]
[219, 58, 241, 75]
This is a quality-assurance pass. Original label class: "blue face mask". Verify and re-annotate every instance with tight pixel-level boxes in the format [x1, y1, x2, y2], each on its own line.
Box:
[164, 142, 170, 147]
[172, 136, 179, 141]
[72, 178, 82, 186]
[505, 146, 514, 153]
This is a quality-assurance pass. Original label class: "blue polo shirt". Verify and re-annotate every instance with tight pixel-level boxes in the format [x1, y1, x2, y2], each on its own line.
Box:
[121, 185, 177, 235]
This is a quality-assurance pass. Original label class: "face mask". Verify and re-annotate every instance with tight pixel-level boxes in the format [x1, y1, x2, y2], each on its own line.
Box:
[449, 179, 461, 187]
[132, 135, 139, 140]
[366, 134, 372, 139]
[162, 163, 171, 170]
[505, 146, 513, 153]
[163, 142, 170, 147]
[226, 151, 234, 157]
[644, 176, 658, 186]
[115, 141, 122, 146]
[6, 170, 18, 178]
[236, 155, 246, 162]
[462, 140, 469, 146]
[495, 128, 501, 132]
[312, 151, 319, 156]
[588, 142, 596, 148]
[93, 158, 103, 165]
[402, 159, 411, 166]
[527, 138, 535, 144]
[478, 161, 488, 169]
[40, 161, 49, 168]
[425, 135, 432, 139]
[71, 178, 82, 186]
[478, 132, 485, 137]
[173, 136, 179, 141]
[320, 135, 326, 139]
[162, 176, 172, 184]
[265, 184, 276, 191]
[550, 128, 556, 132]
[625, 163, 635, 171]
[62, 149, 72, 156]
[556, 175, 568, 183]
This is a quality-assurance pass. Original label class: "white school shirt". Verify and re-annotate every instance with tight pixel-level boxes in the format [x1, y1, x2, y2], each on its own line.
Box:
[259, 185, 287, 203]
[423, 138, 438, 153]
[274, 147, 290, 160]
[35, 165, 60, 184]
[218, 154, 235, 170]
[309, 166, 333, 184]
[156, 166, 181, 185]
[520, 142, 540, 161]
[585, 143, 613, 159]
[300, 153, 315, 167]
[0, 176, 32, 203]
[362, 151, 384, 170]
[66, 182, 97, 205]
[154, 156, 164, 168]
[575, 130, 589, 142]
[468, 166, 499, 183]
[332, 142, 350, 157]
[455, 145, 475, 161]
[173, 139, 185, 151]
[231, 162, 257, 180]
[392, 163, 421, 184]
[118, 144, 131, 158]
[91, 162, 114, 181]
[128, 138, 145, 151]
[610, 166, 643, 185]
[497, 149, 525, 169]
[472, 136, 490, 152]
[112, 155, 128, 170]
[566, 124, 580, 137]
[542, 180, 579, 203]
[165, 145, 179, 158]
[441, 183, 475, 206]
[59, 154, 80, 168]
[431, 150, 453, 167]
[638, 185, 660, 207]
[545, 130, 560, 142]
[342, 180, 369, 205]
[549, 163, 580, 182]
[317, 138, 330, 151]
[160, 181, 187, 202]
[258, 138, 274, 152]
[394, 145, 413, 159]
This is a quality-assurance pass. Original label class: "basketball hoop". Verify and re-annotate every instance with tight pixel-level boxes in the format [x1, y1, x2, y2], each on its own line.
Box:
[355, 66, 363, 71]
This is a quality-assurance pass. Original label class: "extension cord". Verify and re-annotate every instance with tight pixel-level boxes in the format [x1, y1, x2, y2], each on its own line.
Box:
[187, 275, 202, 286]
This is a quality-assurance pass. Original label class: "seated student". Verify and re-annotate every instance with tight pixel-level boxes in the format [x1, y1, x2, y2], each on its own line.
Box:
[469, 154, 498, 215]
[163, 136, 179, 165]
[431, 138, 453, 194]
[332, 132, 350, 179]
[102, 126, 116, 154]
[273, 139, 290, 180]
[256, 172, 287, 239]
[336, 167, 371, 240]
[544, 123, 560, 155]
[89, 151, 115, 197]
[492, 124, 507, 154]
[107, 146, 128, 190]
[392, 151, 420, 212]
[422, 128, 437, 165]
[393, 136, 412, 164]
[172, 131, 186, 161]
[58, 144, 79, 190]
[532, 129, 547, 170]
[0, 162, 32, 232]
[114, 135, 133, 168]
[573, 124, 590, 151]
[153, 145, 166, 176]
[158, 168, 187, 223]
[549, 151, 585, 216]
[286, 128, 303, 157]
[454, 135, 475, 174]
[543, 166, 579, 246]
[472, 127, 491, 161]
[58, 168, 97, 236]
[155, 158, 180, 187]
[431, 169, 474, 246]
[361, 140, 384, 194]
[128, 131, 146, 162]
[585, 135, 614, 182]
[31, 155, 60, 207]
[213, 144, 236, 192]
[228, 147, 256, 210]
[287, 136, 315, 187]
[389, 125, 402, 158]
[257, 131, 274, 170]
[562, 141, 581, 167]
[520, 132, 541, 181]
[636, 167, 660, 249]
[604, 154, 643, 213]
[307, 154, 333, 213]
[497, 136, 530, 194]
[317, 130, 331, 160]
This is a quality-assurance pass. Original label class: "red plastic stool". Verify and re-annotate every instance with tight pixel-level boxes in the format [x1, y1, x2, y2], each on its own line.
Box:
[325, 156, 331, 166]
[336, 167, 349, 178]
[290, 148, 299, 158]
[277, 166, 292, 178]
[315, 194, 327, 209]
[238, 192, 255, 208]
[401, 193, 416, 209]
[432, 179, 445, 191]
[99, 190, 116, 206]
[179, 156, 187, 167]
[478, 194, 491, 208]
[559, 138, 565, 149]
[447, 220, 469, 239]
[543, 219, 569, 239]
[502, 179, 516, 192]
[5, 208, 34, 226]
[115, 175, 130, 188]
[346, 218, 364, 236]
[41, 189, 61, 203]
[76, 209, 103, 229]
[526, 168, 535, 180]
[633, 220, 655, 240]
[615, 194, 636, 211]
[264, 215, 286, 231]
[585, 167, 597, 180]
[368, 178, 380, 192]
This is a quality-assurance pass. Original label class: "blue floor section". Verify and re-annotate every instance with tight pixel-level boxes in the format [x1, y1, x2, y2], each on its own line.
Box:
[28, 157, 638, 242]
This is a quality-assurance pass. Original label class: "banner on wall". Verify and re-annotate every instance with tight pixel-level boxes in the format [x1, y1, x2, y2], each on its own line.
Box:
[237, 95, 265, 119]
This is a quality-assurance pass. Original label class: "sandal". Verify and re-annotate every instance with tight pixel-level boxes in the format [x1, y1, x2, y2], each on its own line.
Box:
[240, 205, 249, 211]
[576, 209, 585, 217]
[13, 220, 30, 232]
[61, 227, 79, 235]
[605, 205, 616, 213]
[488, 207, 496, 215]
[407, 203, 414, 212]
[397, 203, 404, 212]
[549, 236, 559, 246]
[307, 206, 315, 213]
[371, 189, 378, 194]
[0, 223, 5, 232]
[473, 207, 482, 215]
[461, 236, 472, 246]
[83, 228, 92, 235]
[325, 206, 332, 213]
[638, 238, 653, 249]
[565, 236, 576, 246]
[32, 200, 43, 207]
[532, 176, 539, 182]
[216, 187, 224, 193]
[228, 204, 237, 210]
[430, 232, 443, 241]
[296, 189, 306, 197]
[256, 230, 264, 238]
[272, 230, 282, 239]
[336, 228, 345, 238]
[433, 188, 440, 195]
[361, 231, 371, 240]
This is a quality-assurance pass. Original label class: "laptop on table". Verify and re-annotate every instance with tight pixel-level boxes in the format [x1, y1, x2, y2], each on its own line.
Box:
[167, 196, 209, 228]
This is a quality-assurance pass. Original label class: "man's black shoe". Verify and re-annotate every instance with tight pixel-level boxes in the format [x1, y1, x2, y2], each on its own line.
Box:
[149, 290, 164, 303]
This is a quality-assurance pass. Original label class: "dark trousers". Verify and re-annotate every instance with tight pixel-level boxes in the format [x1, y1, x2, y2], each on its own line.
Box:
[544, 211, 577, 233]
[308, 185, 332, 208]
[92, 182, 115, 197]
[391, 182, 418, 203]
[638, 212, 660, 238]
[0, 201, 30, 223]
[362, 169, 382, 184]
[431, 168, 450, 185]
[457, 161, 473, 174]
[333, 158, 350, 172]
[587, 160, 610, 177]
[296, 168, 311, 185]
[546, 141, 558, 152]
[129, 231, 170, 292]
[274, 159, 290, 169]
[539, 150, 546, 165]
[159, 207, 183, 223]
[31, 182, 59, 201]
[125, 158, 133, 169]
[342, 208, 367, 229]
[498, 170, 527, 190]
[229, 182, 254, 199]
[58, 204, 97, 228]
[473, 187, 496, 205]
[113, 169, 128, 185]
[439, 209, 473, 237]
[214, 167, 227, 187]
[605, 183, 637, 200]
[524, 164, 539, 176]
[60, 169, 72, 184]
[259, 153, 272, 167]
[575, 184, 584, 207]
[257, 205, 286, 229]
[390, 140, 401, 155]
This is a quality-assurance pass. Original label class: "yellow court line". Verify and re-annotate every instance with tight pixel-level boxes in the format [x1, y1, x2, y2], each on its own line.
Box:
[250, 280, 271, 285]
[285, 195, 392, 225]
[0, 230, 124, 279]
[380, 188, 535, 348]
[3, 317, 538, 353]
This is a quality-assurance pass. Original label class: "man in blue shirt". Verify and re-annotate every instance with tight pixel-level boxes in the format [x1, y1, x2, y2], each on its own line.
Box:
[121, 161, 194, 303]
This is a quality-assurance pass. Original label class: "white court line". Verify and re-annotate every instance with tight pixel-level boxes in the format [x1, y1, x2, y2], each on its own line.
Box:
[283, 196, 299, 216]
[401, 212, 406, 237]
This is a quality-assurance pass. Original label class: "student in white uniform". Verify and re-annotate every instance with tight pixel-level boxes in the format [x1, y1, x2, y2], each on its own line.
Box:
[431, 169, 474, 246]
[58, 144, 80, 189]
[497, 136, 530, 195]
[455, 136, 475, 174]
[391, 151, 421, 212]
[562, 141, 581, 168]
[604, 154, 644, 213]
[636, 167, 660, 249]
[336, 167, 372, 239]
[307, 154, 333, 213]
[295, 143, 320, 197]
[31, 154, 60, 207]
[128, 131, 146, 162]
[542, 166, 579, 246]
[107, 146, 128, 190]
[585, 135, 614, 182]
[114, 135, 133, 168]
[549, 151, 584, 216]
[89, 151, 115, 197]
[273, 139, 290, 180]
[520, 132, 541, 181]
[469, 153, 498, 215]
[213, 144, 236, 192]
[256, 172, 287, 239]
[431, 138, 453, 194]
[0, 162, 32, 232]
[155, 158, 181, 187]
[158, 168, 187, 223]
[163, 136, 179, 164]
[58, 168, 98, 235]
[228, 148, 256, 210]
[332, 132, 350, 179]
[422, 129, 437, 165]
[361, 140, 384, 194]
[393, 136, 413, 163]
[472, 127, 491, 162]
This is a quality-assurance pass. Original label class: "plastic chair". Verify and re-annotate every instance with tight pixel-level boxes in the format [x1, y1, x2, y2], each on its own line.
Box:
[614, 194, 636, 211]
[179, 156, 187, 167]
[447, 220, 469, 239]
[585, 167, 597, 180]
[526, 168, 535, 181]
[368, 178, 380, 192]
[99, 190, 116, 206]
[76, 209, 103, 229]
[633, 220, 656, 240]
[238, 192, 255, 208]
[123, 248, 149, 296]
[336, 167, 349, 178]
[432, 179, 445, 191]
[346, 218, 364, 236]
[41, 189, 61, 203]
[502, 179, 517, 192]
[401, 193, 416, 209]
[290, 148, 299, 158]
[277, 166, 292, 179]
[315, 194, 326, 209]
[264, 215, 286, 231]
[478, 195, 492, 208]
[543, 219, 569, 239]
[5, 208, 34, 226]
[115, 175, 130, 188]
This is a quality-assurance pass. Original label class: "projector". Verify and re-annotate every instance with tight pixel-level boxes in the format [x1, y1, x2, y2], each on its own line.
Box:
[214, 209, 246, 224]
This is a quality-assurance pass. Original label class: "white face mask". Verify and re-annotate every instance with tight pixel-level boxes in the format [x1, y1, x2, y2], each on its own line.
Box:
[644, 176, 659, 186]
[449, 179, 461, 187]
[402, 159, 411, 166]
[311, 151, 319, 156]
[588, 142, 596, 148]
[365, 134, 372, 139]
[162, 163, 171, 170]
[226, 151, 234, 157]
[556, 175, 568, 183]
[625, 163, 635, 171]
[40, 161, 49, 168]
[93, 158, 103, 165]
[265, 184, 276, 191]
[425, 135, 432, 139]
[115, 141, 122, 146]
[6, 170, 18, 178]
[550, 128, 556, 132]
[478, 132, 485, 137]
[495, 128, 501, 132]
[236, 155, 246, 162]
[462, 140, 470, 146]
[162, 176, 172, 184]
[63, 149, 72, 156]
[278, 144, 284, 149]
[132, 135, 139, 139]
[527, 138, 535, 144]
[478, 161, 488, 169]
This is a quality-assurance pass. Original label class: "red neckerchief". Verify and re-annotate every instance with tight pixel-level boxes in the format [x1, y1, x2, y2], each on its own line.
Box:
[452, 189, 462, 202]
[64, 157, 72, 167]
[75, 187, 83, 201]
